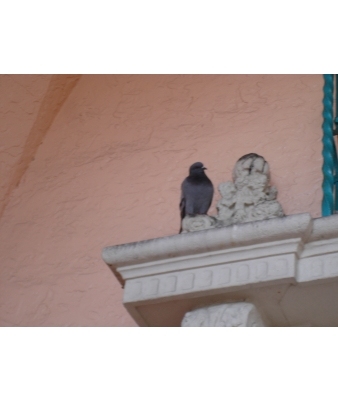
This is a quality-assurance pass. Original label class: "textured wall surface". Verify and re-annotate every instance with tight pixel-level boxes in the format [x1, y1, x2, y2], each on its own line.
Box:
[0, 75, 51, 213]
[0, 74, 323, 326]
[0, 75, 81, 219]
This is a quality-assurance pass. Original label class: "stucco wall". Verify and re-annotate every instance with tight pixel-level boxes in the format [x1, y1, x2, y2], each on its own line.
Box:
[0, 75, 51, 213]
[0, 74, 323, 326]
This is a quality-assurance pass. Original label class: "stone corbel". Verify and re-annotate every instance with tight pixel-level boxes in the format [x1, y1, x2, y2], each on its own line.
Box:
[181, 302, 265, 327]
[102, 213, 338, 326]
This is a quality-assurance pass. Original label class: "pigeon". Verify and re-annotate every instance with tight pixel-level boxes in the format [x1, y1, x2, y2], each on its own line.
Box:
[179, 162, 214, 233]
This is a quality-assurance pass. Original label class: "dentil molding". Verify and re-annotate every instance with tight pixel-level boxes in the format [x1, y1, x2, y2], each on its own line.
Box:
[102, 213, 338, 326]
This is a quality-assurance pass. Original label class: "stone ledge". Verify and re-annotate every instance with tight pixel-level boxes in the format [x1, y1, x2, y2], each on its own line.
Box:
[102, 213, 312, 272]
[102, 213, 338, 326]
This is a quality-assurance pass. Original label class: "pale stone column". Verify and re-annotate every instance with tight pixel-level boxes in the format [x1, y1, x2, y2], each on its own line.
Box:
[181, 302, 265, 327]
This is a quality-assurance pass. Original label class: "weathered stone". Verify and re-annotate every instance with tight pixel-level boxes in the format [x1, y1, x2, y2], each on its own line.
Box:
[216, 153, 284, 226]
[102, 214, 338, 326]
[181, 302, 265, 327]
[181, 214, 217, 233]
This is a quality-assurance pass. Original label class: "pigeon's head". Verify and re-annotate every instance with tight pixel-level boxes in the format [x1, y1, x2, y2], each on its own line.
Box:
[189, 162, 207, 174]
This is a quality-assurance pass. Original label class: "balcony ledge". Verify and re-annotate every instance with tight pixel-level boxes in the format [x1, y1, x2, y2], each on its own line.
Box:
[102, 213, 338, 326]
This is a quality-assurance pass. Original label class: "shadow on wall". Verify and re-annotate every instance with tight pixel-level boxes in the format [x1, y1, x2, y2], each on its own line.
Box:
[0, 74, 82, 220]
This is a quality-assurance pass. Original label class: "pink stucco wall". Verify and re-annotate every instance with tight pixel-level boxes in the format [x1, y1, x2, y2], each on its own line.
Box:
[0, 75, 51, 212]
[0, 74, 324, 326]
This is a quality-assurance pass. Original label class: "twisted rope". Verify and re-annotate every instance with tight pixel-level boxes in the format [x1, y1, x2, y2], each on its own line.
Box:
[334, 75, 338, 212]
[322, 74, 334, 216]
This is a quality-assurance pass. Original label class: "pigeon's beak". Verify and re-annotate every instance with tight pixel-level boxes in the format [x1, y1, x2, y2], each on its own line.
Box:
[203, 167, 207, 170]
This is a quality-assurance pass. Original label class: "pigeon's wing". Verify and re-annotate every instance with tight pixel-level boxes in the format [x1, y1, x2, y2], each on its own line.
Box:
[179, 179, 188, 233]
[179, 196, 185, 233]
[180, 185, 186, 221]
[194, 175, 214, 214]
[180, 197, 185, 220]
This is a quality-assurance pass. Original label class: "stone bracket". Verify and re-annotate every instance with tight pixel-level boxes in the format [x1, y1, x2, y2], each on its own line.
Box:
[102, 214, 338, 326]
[181, 302, 265, 327]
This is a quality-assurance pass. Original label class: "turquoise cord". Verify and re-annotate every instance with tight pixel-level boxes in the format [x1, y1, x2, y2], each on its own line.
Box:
[321, 74, 334, 216]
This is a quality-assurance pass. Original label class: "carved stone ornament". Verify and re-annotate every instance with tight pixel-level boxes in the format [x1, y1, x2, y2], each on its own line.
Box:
[181, 153, 284, 232]
[181, 302, 265, 327]
[181, 215, 217, 233]
[217, 153, 284, 226]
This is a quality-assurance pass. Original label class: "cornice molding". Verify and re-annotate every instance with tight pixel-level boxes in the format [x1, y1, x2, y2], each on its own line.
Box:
[102, 214, 338, 326]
